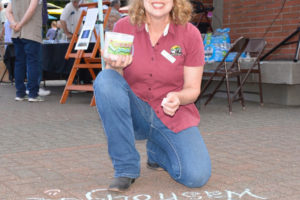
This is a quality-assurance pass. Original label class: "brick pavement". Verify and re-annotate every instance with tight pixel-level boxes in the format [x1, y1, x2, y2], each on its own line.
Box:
[0, 83, 300, 200]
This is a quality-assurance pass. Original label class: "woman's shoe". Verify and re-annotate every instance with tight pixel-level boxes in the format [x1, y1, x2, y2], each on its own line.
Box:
[147, 162, 164, 171]
[108, 177, 135, 192]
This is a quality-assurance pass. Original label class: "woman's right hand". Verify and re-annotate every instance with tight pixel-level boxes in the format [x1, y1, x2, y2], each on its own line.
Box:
[101, 50, 133, 75]
[104, 54, 133, 69]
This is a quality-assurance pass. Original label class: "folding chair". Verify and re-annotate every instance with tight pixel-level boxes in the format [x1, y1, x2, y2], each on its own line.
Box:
[199, 36, 249, 114]
[232, 38, 267, 106]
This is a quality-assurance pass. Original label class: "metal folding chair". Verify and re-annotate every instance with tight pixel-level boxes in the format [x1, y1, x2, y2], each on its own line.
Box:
[233, 38, 267, 106]
[199, 36, 249, 114]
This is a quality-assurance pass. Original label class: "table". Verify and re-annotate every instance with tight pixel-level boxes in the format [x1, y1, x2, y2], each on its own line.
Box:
[3, 42, 96, 82]
[42, 43, 74, 74]
[3, 43, 73, 78]
[43, 42, 97, 82]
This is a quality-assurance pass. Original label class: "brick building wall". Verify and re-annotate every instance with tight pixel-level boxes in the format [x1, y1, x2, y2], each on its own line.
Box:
[198, 0, 300, 60]
[202, 0, 213, 7]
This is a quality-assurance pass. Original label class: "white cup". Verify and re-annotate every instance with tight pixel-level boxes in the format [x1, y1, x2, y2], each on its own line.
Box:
[103, 32, 134, 60]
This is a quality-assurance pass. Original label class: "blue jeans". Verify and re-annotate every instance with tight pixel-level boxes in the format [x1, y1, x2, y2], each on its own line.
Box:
[13, 38, 41, 98]
[26, 46, 43, 89]
[38, 45, 43, 84]
[93, 69, 211, 188]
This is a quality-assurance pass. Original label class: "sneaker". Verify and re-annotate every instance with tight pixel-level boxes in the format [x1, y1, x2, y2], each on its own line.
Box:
[147, 162, 164, 171]
[15, 95, 28, 101]
[28, 96, 44, 102]
[108, 177, 135, 192]
[26, 88, 51, 96]
[38, 88, 51, 96]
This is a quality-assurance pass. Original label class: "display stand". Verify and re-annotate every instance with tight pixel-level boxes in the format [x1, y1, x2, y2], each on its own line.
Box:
[60, 2, 111, 106]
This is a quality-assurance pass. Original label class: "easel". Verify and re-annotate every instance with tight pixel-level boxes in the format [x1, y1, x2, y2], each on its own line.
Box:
[261, 26, 300, 62]
[60, 2, 111, 106]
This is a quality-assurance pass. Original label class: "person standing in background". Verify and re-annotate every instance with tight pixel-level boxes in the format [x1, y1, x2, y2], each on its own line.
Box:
[52, 21, 64, 41]
[4, 18, 12, 47]
[60, 0, 82, 40]
[6, 0, 45, 102]
[3, 19, 14, 82]
[46, 21, 57, 40]
[105, 0, 122, 31]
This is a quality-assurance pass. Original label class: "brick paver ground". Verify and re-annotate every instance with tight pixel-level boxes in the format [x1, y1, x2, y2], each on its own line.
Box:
[0, 82, 300, 200]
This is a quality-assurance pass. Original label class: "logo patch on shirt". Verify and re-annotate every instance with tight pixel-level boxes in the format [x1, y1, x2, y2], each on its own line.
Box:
[170, 45, 182, 56]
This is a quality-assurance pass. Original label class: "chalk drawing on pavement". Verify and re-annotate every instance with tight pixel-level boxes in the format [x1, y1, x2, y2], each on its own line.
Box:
[44, 189, 61, 196]
[27, 188, 268, 200]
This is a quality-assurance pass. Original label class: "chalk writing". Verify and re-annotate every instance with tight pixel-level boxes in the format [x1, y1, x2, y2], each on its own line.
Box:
[27, 188, 267, 200]
[27, 198, 79, 200]
[44, 189, 61, 196]
[205, 191, 223, 199]
[225, 189, 267, 200]
[133, 194, 152, 200]
[182, 192, 202, 199]
[159, 193, 177, 200]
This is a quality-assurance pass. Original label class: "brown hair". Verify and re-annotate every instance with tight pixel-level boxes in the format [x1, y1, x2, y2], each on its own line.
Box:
[51, 21, 57, 28]
[128, 0, 193, 26]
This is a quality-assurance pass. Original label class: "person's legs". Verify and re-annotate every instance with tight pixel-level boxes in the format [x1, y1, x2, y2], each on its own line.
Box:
[37, 44, 50, 96]
[37, 44, 42, 84]
[93, 69, 152, 179]
[23, 39, 41, 98]
[94, 69, 211, 189]
[12, 38, 27, 98]
[147, 123, 211, 188]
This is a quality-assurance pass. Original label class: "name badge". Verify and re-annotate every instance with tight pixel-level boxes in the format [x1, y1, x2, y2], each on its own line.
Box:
[161, 50, 176, 63]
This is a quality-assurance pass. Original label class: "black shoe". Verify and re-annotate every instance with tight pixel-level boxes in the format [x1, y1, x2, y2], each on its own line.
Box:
[108, 177, 135, 192]
[147, 162, 164, 171]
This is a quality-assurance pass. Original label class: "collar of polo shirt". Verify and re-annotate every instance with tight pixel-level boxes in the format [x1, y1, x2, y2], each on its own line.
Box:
[145, 23, 170, 37]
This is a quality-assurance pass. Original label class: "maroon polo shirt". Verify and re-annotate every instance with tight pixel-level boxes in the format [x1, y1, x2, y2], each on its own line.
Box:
[113, 16, 205, 133]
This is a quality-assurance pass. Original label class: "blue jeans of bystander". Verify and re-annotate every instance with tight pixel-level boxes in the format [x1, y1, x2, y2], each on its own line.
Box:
[93, 69, 211, 188]
[13, 38, 41, 98]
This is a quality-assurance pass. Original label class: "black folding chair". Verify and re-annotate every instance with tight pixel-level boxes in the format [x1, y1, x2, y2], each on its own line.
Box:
[233, 38, 267, 106]
[199, 36, 249, 114]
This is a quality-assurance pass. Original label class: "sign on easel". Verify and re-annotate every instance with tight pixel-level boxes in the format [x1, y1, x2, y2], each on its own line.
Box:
[75, 8, 98, 50]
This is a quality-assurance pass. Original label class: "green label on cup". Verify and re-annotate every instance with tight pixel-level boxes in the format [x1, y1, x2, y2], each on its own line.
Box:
[108, 40, 132, 55]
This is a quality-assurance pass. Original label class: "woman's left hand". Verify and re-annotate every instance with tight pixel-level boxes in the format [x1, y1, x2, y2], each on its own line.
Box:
[9, 22, 17, 30]
[162, 92, 180, 117]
